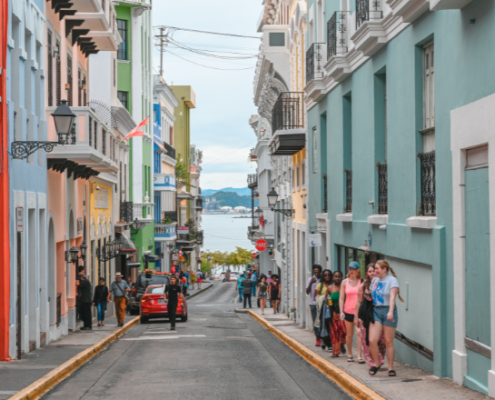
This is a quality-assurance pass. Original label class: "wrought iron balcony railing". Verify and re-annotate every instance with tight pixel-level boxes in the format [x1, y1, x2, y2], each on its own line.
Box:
[356, 0, 384, 30]
[120, 201, 133, 222]
[196, 197, 203, 209]
[327, 11, 350, 60]
[419, 151, 436, 215]
[248, 174, 258, 189]
[322, 174, 328, 213]
[196, 230, 204, 244]
[163, 141, 176, 160]
[377, 163, 388, 214]
[345, 170, 352, 213]
[306, 43, 326, 84]
[165, 211, 178, 223]
[272, 92, 305, 132]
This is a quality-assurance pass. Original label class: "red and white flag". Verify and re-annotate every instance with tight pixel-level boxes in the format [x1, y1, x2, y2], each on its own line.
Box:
[124, 116, 149, 140]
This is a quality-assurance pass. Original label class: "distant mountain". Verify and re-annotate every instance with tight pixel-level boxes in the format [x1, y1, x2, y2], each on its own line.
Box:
[204, 191, 258, 209]
[202, 187, 252, 197]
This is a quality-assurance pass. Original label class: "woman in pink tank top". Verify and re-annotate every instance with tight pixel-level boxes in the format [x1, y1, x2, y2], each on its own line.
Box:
[339, 262, 364, 363]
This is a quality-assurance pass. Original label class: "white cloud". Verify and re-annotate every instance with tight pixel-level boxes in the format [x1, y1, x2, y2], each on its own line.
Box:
[200, 172, 252, 190]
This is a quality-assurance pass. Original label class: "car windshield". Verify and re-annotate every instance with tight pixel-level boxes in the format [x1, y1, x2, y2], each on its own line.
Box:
[146, 286, 165, 294]
[136, 274, 170, 290]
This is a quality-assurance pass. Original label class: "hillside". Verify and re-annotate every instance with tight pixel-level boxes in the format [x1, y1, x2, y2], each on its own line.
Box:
[205, 191, 258, 209]
[202, 187, 252, 197]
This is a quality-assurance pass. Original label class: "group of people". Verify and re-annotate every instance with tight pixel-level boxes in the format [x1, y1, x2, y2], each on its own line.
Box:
[76, 270, 133, 330]
[176, 269, 205, 297]
[308, 260, 401, 377]
[236, 270, 282, 315]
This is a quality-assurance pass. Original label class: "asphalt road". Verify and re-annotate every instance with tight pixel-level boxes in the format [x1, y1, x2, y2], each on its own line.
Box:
[43, 282, 351, 400]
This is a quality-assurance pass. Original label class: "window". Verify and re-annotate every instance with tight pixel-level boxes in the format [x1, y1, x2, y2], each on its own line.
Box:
[67, 55, 73, 106]
[47, 30, 53, 106]
[269, 32, 285, 46]
[419, 41, 435, 215]
[78, 68, 82, 106]
[102, 129, 106, 155]
[113, 58, 116, 86]
[117, 19, 128, 60]
[89, 117, 93, 146]
[313, 126, 317, 174]
[94, 121, 98, 150]
[83, 74, 87, 106]
[118, 91, 128, 110]
[302, 160, 305, 187]
[296, 163, 300, 190]
[56, 40, 61, 106]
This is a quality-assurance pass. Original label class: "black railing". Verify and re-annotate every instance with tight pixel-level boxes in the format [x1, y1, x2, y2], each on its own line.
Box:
[272, 92, 305, 132]
[165, 210, 178, 223]
[327, 11, 350, 60]
[356, 0, 383, 29]
[323, 174, 328, 213]
[378, 163, 388, 214]
[306, 43, 325, 84]
[120, 201, 133, 222]
[163, 141, 176, 159]
[196, 197, 203, 209]
[247, 174, 258, 189]
[419, 151, 436, 215]
[56, 293, 61, 327]
[345, 170, 352, 213]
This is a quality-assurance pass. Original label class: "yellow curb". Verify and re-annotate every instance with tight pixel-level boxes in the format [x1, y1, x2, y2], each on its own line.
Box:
[9, 317, 140, 400]
[248, 311, 386, 400]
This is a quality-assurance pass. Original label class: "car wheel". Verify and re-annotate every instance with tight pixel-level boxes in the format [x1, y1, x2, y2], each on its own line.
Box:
[140, 316, 148, 324]
[180, 313, 188, 322]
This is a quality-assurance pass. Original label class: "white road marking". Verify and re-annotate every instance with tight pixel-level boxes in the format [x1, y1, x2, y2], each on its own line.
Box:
[121, 335, 206, 341]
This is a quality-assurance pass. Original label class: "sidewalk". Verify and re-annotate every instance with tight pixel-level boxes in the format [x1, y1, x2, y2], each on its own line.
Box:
[248, 308, 490, 400]
[0, 314, 133, 400]
[186, 281, 213, 298]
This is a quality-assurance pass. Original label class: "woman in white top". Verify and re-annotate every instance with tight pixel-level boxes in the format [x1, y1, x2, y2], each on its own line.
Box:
[368, 260, 403, 377]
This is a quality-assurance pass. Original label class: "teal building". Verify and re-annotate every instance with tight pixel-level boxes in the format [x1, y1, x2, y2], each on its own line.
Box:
[305, 0, 495, 395]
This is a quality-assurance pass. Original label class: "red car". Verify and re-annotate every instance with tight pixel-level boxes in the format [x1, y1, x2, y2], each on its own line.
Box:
[140, 285, 188, 323]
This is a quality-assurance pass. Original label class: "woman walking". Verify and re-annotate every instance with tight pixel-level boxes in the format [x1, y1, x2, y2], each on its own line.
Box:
[269, 274, 281, 314]
[328, 271, 347, 357]
[340, 262, 364, 363]
[369, 260, 403, 377]
[355, 264, 386, 367]
[256, 275, 268, 315]
[315, 269, 333, 351]
[93, 278, 109, 327]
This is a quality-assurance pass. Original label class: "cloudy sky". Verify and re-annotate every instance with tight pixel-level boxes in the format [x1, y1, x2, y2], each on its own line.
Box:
[152, 0, 261, 190]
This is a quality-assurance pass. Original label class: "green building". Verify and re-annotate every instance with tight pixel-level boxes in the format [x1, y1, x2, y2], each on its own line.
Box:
[115, 1, 155, 269]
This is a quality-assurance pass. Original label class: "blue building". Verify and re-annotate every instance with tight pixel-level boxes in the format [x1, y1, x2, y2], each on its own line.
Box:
[7, 0, 48, 357]
[305, 0, 495, 395]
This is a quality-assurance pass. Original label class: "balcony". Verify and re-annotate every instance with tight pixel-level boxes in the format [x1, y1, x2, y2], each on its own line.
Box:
[120, 201, 133, 223]
[163, 141, 176, 160]
[351, 0, 388, 58]
[46, 101, 119, 173]
[164, 211, 178, 223]
[249, 148, 257, 162]
[378, 163, 388, 214]
[196, 230, 204, 245]
[133, 194, 154, 224]
[247, 174, 258, 189]
[155, 222, 177, 242]
[154, 174, 176, 191]
[305, 43, 326, 102]
[269, 92, 306, 156]
[196, 197, 203, 210]
[326, 12, 352, 82]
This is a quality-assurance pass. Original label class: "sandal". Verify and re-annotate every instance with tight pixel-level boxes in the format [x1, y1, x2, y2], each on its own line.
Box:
[388, 370, 396, 377]
[331, 354, 339, 358]
[358, 358, 365, 364]
[347, 356, 354, 362]
[369, 366, 379, 376]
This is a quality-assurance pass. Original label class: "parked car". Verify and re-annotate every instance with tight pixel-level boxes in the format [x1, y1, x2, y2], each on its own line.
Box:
[140, 285, 188, 323]
[229, 272, 240, 282]
[129, 272, 171, 315]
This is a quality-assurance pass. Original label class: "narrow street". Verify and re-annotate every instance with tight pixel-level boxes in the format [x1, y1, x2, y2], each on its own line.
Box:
[43, 282, 350, 400]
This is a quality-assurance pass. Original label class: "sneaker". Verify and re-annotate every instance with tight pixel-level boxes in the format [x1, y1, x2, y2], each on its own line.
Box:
[316, 338, 322, 347]
[261, 312, 264, 315]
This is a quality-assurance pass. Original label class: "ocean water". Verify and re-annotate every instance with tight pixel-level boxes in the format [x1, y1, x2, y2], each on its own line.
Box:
[202, 214, 255, 253]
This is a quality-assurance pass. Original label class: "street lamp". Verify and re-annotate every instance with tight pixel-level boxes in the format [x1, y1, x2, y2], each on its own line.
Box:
[131, 218, 147, 230]
[267, 188, 294, 218]
[11, 100, 76, 159]
[254, 208, 263, 219]
[65, 241, 87, 264]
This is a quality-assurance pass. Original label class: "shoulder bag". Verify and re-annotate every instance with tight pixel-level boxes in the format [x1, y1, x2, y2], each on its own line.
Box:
[116, 281, 129, 306]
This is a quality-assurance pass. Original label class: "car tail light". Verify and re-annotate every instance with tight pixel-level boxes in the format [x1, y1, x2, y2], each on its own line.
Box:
[131, 288, 137, 298]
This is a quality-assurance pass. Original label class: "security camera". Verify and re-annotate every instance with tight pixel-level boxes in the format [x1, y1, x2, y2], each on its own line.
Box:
[96, 184, 100, 191]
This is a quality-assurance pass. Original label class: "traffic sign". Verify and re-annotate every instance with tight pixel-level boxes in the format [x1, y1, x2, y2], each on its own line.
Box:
[252, 252, 257, 259]
[255, 239, 267, 252]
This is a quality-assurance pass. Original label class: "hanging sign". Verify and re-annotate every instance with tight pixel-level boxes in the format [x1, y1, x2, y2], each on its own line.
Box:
[178, 226, 189, 235]
[252, 252, 257, 259]
[309, 233, 322, 247]
[259, 217, 265, 227]
[171, 265, 177, 274]
[16, 207, 24, 232]
[255, 239, 267, 252]
[171, 253, 179, 261]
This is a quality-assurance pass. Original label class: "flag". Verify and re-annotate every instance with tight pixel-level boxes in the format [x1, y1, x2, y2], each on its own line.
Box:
[123, 116, 149, 140]
[154, 139, 167, 153]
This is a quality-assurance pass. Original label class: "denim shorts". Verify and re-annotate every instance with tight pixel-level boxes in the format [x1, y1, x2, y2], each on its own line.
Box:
[374, 306, 398, 328]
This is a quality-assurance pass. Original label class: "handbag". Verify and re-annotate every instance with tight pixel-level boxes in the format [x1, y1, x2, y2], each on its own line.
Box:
[116, 281, 129, 306]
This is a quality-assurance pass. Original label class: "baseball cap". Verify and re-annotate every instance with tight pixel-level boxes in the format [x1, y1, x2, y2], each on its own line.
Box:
[348, 261, 360, 269]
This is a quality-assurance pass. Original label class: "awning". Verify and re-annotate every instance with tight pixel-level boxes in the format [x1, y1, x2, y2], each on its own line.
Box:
[127, 262, 141, 269]
[118, 232, 137, 253]
[154, 139, 168, 153]
[177, 191, 194, 200]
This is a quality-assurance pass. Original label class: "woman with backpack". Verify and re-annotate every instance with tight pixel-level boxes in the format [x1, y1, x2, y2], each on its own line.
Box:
[93, 277, 109, 327]
[314, 269, 333, 351]
[340, 262, 364, 363]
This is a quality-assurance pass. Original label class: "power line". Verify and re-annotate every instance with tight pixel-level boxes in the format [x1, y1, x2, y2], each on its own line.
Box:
[165, 49, 255, 71]
[154, 25, 260, 40]
[202, 140, 256, 166]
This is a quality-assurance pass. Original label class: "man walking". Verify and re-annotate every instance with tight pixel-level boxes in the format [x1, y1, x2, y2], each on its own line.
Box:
[77, 273, 93, 330]
[251, 270, 258, 297]
[241, 273, 254, 309]
[108, 272, 130, 327]
[164, 276, 183, 330]
[236, 273, 245, 303]
[306, 264, 322, 346]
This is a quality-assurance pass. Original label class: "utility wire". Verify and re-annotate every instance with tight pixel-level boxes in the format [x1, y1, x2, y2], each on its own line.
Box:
[202, 140, 256, 166]
[154, 25, 260, 40]
[165, 49, 255, 71]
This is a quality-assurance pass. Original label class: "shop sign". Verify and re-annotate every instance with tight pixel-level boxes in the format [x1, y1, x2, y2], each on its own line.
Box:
[95, 188, 109, 209]
[178, 226, 189, 235]
[309, 233, 322, 247]
[172, 253, 179, 261]
[77, 218, 83, 234]
[16, 207, 24, 232]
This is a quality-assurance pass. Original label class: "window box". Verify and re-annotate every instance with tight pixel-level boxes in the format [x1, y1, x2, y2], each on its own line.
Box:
[336, 213, 353, 222]
[367, 214, 388, 225]
[406, 216, 437, 229]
